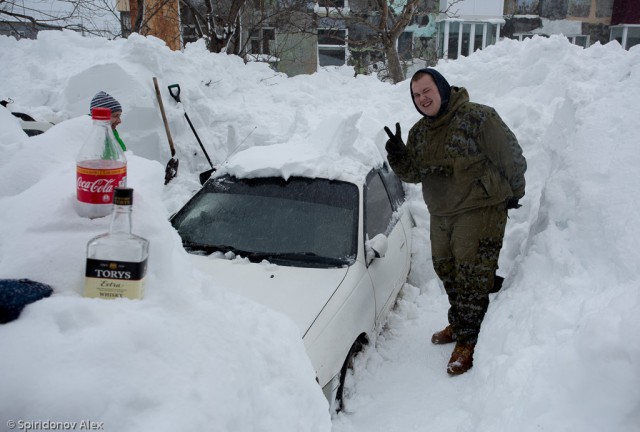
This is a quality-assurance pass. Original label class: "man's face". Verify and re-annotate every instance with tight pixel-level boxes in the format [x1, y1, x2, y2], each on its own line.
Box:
[111, 111, 122, 129]
[411, 74, 441, 117]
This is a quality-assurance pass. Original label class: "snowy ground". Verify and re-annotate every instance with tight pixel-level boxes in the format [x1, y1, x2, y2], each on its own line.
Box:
[0, 31, 639, 432]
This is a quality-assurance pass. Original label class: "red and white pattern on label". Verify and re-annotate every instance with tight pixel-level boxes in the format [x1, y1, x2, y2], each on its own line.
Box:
[76, 160, 127, 204]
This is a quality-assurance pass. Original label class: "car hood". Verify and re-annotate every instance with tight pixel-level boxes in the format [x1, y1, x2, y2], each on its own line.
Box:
[189, 254, 350, 336]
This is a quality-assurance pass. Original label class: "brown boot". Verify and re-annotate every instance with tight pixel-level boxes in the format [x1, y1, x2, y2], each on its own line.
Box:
[447, 342, 475, 375]
[431, 325, 455, 344]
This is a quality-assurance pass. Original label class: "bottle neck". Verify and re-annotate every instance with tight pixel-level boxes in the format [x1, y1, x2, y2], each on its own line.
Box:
[109, 204, 132, 234]
[93, 118, 111, 127]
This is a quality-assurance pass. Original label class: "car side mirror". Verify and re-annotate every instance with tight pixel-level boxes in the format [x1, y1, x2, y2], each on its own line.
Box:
[365, 233, 388, 265]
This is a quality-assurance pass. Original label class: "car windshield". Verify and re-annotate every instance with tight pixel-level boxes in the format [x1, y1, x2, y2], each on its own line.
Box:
[170, 175, 359, 268]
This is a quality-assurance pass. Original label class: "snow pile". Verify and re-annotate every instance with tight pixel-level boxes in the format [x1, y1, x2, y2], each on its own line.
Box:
[0, 30, 639, 432]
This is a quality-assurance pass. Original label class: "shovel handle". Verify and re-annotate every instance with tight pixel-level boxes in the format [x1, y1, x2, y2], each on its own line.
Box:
[153, 77, 176, 157]
[168, 84, 181, 103]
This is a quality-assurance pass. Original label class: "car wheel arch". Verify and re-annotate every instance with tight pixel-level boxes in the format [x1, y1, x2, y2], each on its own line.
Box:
[334, 333, 369, 414]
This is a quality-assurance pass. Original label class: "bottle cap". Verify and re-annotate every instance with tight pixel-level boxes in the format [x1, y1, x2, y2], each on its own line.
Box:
[92, 107, 111, 121]
[113, 187, 133, 206]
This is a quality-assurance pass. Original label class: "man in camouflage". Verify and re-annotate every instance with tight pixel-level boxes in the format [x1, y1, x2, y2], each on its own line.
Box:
[384, 68, 526, 375]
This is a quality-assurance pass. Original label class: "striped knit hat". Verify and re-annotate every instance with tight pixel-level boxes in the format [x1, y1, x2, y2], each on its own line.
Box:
[90, 91, 122, 114]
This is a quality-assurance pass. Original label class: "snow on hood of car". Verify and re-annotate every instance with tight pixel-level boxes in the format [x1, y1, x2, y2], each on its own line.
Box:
[214, 111, 387, 183]
[189, 253, 349, 337]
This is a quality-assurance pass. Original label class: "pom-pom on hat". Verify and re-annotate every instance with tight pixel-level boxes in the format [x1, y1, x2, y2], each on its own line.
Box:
[90, 91, 122, 114]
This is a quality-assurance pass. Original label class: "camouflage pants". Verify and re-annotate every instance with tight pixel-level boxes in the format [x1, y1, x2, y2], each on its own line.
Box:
[430, 204, 507, 344]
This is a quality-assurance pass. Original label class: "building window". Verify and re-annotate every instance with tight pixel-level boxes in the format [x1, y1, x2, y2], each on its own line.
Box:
[437, 20, 500, 60]
[182, 24, 198, 45]
[398, 31, 413, 61]
[568, 35, 590, 48]
[514, 33, 535, 41]
[610, 24, 640, 50]
[250, 28, 276, 55]
[318, 0, 345, 8]
[315, 0, 348, 17]
[318, 28, 347, 66]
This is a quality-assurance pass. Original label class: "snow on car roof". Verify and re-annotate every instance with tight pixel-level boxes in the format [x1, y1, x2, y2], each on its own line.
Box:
[213, 112, 387, 184]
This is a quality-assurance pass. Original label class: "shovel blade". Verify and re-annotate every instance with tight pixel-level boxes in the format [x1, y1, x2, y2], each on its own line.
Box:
[164, 157, 179, 185]
[489, 274, 504, 294]
[199, 168, 216, 185]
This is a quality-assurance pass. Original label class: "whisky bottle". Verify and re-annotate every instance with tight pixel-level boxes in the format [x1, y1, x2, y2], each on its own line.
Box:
[84, 187, 149, 300]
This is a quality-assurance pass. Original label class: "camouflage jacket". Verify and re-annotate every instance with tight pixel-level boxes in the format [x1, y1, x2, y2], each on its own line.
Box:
[388, 87, 526, 217]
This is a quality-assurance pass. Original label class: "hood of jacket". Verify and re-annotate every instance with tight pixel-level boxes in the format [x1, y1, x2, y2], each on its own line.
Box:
[422, 86, 470, 127]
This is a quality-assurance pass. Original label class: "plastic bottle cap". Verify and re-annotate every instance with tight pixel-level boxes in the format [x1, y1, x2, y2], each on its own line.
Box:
[92, 107, 111, 120]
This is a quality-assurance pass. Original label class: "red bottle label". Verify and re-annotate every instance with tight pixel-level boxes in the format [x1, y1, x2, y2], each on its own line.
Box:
[76, 160, 127, 204]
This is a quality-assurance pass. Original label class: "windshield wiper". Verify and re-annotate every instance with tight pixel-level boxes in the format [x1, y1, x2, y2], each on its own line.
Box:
[183, 243, 353, 267]
[182, 242, 251, 256]
[248, 251, 352, 267]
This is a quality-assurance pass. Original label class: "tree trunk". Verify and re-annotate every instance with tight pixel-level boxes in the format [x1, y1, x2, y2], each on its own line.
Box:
[204, 0, 245, 53]
[132, 0, 146, 34]
[383, 37, 404, 84]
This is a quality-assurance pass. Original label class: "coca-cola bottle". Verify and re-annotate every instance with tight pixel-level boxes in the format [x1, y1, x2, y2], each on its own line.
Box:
[76, 107, 127, 218]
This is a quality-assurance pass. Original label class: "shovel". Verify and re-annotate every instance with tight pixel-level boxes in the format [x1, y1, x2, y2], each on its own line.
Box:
[153, 77, 179, 185]
[167, 84, 216, 185]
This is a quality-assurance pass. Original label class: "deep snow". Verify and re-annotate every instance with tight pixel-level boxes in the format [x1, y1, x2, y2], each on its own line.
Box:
[0, 30, 639, 432]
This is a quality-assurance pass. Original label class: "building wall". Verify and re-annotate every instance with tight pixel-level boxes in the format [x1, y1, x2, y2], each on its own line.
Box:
[276, 33, 318, 76]
[130, 0, 181, 50]
[612, 0, 640, 24]
[440, 0, 504, 17]
[540, 0, 568, 19]
[0, 22, 51, 40]
[504, 0, 613, 43]
[567, 0, 613, 23]
[508, 0, 613, 23]
[504, 0, 540, 15]
[205, 0, 634, 77]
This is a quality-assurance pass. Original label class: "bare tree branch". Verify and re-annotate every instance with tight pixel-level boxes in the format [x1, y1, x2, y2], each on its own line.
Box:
[1, 0, 125, 38]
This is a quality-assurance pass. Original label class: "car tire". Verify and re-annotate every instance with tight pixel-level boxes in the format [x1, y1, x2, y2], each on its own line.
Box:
[335, 338, 365, 414]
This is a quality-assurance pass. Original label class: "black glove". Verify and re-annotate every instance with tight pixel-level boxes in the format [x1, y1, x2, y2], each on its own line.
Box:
[506, 197, 522, 210]
[384, 123, 406, 156]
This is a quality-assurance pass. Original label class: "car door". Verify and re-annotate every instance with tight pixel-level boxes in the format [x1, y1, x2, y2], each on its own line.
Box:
[364, 169, 410, 322]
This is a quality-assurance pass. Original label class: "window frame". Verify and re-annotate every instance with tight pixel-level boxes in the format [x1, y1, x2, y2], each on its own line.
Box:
[317, 28, 348, 67]
[363, 167, 406, 244]
[438, 20, 501, 60]
[249, 27, 276, 56]
[610, 24, 640, 50]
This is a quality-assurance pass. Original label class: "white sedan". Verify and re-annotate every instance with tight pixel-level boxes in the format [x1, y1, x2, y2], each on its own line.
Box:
[170, 162, 414, 412]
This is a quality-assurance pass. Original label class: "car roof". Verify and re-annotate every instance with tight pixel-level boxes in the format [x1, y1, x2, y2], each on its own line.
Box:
[212, 138, 387, 185]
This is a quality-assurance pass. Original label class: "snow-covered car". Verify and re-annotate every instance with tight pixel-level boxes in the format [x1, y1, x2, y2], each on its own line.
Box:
[1, 100, 53, 136]
[170, 161, 414, 412]
[18, 118, 53, 136]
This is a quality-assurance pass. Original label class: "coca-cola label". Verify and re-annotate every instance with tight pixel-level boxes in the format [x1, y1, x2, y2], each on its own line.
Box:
[77, 164, 127, 204]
